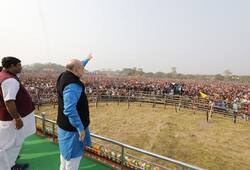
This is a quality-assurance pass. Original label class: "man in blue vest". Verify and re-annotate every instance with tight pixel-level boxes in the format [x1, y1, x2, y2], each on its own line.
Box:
[57, 54, 92, 170]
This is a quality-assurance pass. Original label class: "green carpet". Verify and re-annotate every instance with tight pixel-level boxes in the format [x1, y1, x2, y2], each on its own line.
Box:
[17, 135, 114, 170]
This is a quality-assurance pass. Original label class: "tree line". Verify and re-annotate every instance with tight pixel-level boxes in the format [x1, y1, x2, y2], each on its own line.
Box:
[23, 63, 250, 82]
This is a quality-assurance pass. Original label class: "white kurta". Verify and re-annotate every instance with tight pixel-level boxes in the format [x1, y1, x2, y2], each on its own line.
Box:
[0, 78, 36, 170]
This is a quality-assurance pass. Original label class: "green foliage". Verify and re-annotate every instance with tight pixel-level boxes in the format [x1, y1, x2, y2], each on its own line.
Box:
[214, 74, 225, 80]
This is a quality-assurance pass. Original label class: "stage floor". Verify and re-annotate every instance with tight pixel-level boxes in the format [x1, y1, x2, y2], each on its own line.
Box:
[17, 134, 114, 170]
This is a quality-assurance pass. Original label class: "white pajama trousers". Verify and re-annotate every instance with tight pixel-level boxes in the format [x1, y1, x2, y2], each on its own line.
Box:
[60, 155, 82, 170]
[0, 113, 36, 170]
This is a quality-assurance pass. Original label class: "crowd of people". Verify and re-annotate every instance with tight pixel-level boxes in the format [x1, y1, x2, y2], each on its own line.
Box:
[20, 71, 57, 104]
[18, 71, 250, 120]
[20, 72, 250, 105]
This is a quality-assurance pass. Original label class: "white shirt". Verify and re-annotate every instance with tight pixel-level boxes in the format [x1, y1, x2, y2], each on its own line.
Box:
[233, 103, 238, 112]
[0, 78, 36, 147]
[1, 78, 20, 101]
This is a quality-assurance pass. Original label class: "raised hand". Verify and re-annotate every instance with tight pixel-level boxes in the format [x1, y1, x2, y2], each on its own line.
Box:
[86, 53, 93, 60]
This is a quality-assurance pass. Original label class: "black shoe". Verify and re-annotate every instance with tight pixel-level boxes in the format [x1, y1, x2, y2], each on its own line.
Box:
[11, 163, 29, 170]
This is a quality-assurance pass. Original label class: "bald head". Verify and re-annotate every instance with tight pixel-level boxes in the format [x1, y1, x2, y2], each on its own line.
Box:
[66, 58, 84, 77]
[66, 59, 82, 71]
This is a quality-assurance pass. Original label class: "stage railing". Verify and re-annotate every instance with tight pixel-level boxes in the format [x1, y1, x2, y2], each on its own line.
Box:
[35, 114, 204, 170]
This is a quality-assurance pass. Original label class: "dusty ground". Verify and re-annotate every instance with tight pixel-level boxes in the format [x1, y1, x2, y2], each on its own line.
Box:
[35, 102, 250, 170]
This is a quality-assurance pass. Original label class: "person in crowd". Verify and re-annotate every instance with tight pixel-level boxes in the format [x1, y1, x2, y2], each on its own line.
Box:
[208, 99, 215, 121]
[232, 99, 238, 123]
[246, 102, 250, 121]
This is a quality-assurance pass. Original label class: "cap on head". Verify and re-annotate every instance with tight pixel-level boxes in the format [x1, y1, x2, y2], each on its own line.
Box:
[2, 56, 21, 68]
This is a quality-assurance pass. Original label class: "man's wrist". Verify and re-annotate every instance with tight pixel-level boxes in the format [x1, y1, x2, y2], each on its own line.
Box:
[13, 115, 22, 120]
[77, 125, 85, 133]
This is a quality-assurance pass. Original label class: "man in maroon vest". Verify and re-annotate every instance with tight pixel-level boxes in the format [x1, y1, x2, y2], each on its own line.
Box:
[0, 57, 36, 170]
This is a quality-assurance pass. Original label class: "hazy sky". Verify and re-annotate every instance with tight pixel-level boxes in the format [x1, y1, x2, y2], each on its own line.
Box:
[0, 0, 249, 75]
